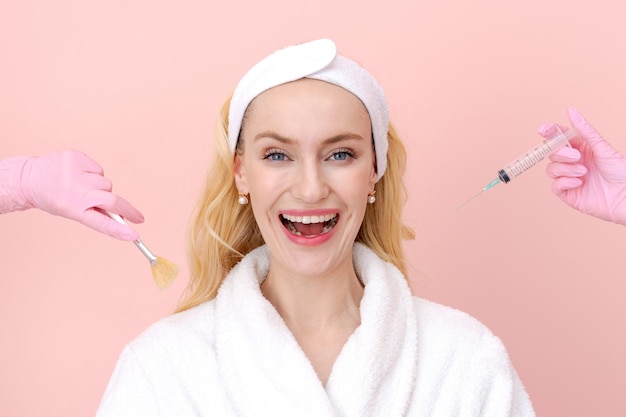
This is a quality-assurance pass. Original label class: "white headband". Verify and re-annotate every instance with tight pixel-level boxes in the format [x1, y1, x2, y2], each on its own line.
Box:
[228, 38, 390, 180]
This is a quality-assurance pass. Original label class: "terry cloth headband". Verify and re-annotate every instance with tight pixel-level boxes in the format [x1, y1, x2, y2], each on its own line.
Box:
[228, 38, 390, 180]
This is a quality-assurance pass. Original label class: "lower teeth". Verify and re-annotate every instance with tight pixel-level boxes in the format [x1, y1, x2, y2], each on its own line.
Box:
[285, 221, 298, 234]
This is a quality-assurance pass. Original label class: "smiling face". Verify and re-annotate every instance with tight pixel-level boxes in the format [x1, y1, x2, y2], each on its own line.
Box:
[234, 78, 377, 279]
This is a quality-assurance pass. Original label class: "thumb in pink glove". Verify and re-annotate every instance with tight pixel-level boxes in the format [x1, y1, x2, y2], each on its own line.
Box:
[540, 108, 626, 226]
[18, 150, 144, 240]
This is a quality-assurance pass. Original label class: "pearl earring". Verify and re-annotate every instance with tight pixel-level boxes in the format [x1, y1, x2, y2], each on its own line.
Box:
[368, 190, 376, 204]
[238, 193, 249, 205]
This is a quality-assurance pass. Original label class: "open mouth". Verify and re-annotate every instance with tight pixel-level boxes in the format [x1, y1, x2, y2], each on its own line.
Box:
[280, 213, 339, 237]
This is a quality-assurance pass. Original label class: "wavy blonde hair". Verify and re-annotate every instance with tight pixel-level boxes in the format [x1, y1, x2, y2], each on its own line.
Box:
[177, 97, 414, 312]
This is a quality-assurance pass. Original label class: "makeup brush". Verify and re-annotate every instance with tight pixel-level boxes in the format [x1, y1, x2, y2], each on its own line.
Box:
[106, 211, 178, 289]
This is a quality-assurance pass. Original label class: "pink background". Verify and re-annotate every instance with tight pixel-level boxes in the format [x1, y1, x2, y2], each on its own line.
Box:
[1, 1, 625, 415]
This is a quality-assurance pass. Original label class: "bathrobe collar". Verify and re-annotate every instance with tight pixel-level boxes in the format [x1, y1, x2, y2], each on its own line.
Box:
[214, 243, 418, 417]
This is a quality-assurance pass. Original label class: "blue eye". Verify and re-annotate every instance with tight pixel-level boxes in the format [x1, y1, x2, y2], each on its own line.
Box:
[269, 153, 285, 161]
[264, 150, 288, 161]
[329, 150, 354, 161]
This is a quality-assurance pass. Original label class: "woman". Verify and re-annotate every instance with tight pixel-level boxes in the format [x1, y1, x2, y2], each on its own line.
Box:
[95, 38, 536, 417]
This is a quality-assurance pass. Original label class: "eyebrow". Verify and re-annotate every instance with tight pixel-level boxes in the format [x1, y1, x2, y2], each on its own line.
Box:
[253, 131, 365, 145]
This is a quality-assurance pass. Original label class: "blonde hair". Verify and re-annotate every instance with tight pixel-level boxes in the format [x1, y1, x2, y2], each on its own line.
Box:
[177, 97, 414, 312]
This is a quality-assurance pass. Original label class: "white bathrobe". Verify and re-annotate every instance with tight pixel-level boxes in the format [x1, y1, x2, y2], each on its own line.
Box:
[96, 244, 535, 417]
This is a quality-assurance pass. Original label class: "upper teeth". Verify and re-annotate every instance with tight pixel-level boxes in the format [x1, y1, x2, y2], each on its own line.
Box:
[282, 213, 337, 224]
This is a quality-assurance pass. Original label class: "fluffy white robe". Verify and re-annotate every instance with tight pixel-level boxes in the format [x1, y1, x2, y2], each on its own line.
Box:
[96, 244, 535, 417]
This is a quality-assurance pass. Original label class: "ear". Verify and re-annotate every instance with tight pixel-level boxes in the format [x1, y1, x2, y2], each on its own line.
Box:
[233, 152, 249, 194]
[368, 154, 377, 188]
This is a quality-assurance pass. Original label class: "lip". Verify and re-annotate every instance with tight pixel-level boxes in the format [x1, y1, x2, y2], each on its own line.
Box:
[278, 209, 340, 247]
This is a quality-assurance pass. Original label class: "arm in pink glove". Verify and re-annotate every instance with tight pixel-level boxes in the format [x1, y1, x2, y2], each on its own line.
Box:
[0, 150, 144, 240]
[541, 108, 626, 226]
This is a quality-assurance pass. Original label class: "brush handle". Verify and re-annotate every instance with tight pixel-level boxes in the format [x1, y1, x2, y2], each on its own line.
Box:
[132, 239, 158, 265]
[106, 211, 157, 265]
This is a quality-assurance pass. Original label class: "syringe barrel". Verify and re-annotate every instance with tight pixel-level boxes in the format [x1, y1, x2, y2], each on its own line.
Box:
[499, 128, 578, 183]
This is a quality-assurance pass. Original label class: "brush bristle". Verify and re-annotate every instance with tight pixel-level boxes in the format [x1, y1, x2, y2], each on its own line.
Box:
[150, 256, 179, 289]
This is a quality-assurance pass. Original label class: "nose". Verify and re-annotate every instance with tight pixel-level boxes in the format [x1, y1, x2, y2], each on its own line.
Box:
[291, 159, 329, 203]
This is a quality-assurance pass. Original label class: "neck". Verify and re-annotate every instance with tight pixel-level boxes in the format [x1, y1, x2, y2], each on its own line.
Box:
[261, 260, 364, 333]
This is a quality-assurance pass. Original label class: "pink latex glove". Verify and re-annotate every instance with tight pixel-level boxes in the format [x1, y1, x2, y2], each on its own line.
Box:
[541, 108, 626, 226]
[3, 150, 143, 240]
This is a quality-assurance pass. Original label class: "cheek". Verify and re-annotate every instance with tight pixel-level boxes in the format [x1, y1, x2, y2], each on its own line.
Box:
[342, 177, 373, 208]
[246, 166, 288, 202]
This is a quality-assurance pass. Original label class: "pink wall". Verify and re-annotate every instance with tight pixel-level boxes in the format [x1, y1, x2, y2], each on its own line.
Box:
[1, 1, 625, 415]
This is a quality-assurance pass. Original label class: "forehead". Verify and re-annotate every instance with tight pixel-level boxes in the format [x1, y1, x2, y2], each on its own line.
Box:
[244, 78, 371, 125]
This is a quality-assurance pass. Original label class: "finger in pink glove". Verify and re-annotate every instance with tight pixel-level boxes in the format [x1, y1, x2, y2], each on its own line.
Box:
[541, 108, 626, 225]
[18, 150, 144, 240]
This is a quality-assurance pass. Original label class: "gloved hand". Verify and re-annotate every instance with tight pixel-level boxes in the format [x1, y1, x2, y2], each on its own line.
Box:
[541, 108, 626, 226]
[16, 150, 144, 240]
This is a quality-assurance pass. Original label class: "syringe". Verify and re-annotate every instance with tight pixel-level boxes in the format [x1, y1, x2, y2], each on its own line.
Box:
[457, 127, 579, 209]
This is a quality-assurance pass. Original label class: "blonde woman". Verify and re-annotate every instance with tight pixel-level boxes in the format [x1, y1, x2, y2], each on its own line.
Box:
[96, 39, 538, 416]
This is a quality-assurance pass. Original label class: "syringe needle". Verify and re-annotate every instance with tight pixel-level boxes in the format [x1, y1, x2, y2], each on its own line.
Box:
[456, 189, 485, 210]
[456, 178, 501, 210]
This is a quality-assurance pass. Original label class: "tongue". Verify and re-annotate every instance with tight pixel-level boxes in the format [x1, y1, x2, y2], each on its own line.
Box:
[294, 222, 325, 236]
